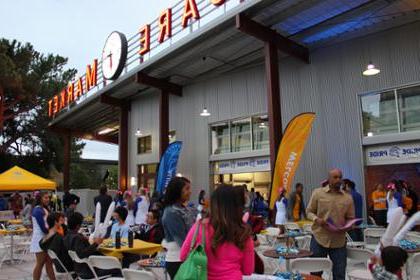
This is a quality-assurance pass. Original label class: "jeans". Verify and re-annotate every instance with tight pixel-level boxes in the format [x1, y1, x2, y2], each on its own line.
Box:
[310, 237, 347, 280]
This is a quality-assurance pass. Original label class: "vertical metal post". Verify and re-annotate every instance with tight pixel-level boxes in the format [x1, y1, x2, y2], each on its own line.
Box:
[63, 133, 71, 191]
[159, 91, 169, 157]
[119, 104, 129, 192]
[264, 42, 282, 173]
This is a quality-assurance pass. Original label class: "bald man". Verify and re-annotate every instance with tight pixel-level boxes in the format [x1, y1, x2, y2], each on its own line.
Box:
[306, 169, 355, 280]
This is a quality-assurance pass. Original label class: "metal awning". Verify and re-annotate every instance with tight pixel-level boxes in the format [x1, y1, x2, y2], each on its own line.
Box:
[49, 0, 420, 140]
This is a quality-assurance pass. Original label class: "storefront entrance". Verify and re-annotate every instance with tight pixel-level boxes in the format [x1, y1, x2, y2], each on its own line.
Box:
[137, 163, 157, 193]
[213, 171, 271, 199]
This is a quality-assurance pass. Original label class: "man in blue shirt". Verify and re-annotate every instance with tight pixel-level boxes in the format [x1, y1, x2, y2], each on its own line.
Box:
[344, 179, 363, 241]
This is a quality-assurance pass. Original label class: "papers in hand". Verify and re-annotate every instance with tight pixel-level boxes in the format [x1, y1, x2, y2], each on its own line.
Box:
[326, 218, 362, 232]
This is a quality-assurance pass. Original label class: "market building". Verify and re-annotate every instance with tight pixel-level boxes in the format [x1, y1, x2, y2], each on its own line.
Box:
[49, 0, 420, 214]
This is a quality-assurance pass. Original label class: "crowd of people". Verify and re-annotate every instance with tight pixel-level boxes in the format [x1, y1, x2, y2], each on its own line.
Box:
[0, 169, 416, 280]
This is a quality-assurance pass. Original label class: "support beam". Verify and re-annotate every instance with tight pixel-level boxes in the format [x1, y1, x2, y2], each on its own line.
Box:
[265, 42, 282, 174]
[63, 133, 71, 191]
[159, 91, 169, 157]
[136, 72, 183, 96]
[236, 13, 310, 63]
[49, 126, 119, 145]
[119, 103, 129, 192]
[100, 95, 124, 107]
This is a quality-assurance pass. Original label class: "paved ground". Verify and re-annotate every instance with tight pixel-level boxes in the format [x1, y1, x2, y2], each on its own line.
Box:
[0, 254, 34, 280]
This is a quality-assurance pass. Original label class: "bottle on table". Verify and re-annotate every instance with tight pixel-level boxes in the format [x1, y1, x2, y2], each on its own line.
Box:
[128, 229, 134, 248]
[115, 230, 121, 249]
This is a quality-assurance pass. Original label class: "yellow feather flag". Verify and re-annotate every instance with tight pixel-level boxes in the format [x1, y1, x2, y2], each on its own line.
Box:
[269, 113, 316, 209]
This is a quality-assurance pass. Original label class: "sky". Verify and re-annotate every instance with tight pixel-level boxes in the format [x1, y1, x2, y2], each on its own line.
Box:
[0, 0, 179, 160]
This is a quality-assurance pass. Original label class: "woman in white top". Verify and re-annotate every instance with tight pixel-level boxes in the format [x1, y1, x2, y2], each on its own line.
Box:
[134, 189, 150, 225]
[274, 188, 288, 233]
[31, 192, 55, 280]
[124, 191, 135, 226]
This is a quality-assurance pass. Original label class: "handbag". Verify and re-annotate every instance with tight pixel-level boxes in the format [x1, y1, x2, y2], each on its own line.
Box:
[175, 221, 207, 280]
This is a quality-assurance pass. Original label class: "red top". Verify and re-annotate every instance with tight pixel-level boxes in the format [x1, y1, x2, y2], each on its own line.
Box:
[180, 221, 254, 280]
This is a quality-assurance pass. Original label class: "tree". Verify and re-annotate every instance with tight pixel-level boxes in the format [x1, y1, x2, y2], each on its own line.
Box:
[0, 38, 84, 184]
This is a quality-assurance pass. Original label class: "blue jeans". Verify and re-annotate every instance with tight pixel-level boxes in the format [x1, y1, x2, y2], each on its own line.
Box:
[310, 236, 347, 280]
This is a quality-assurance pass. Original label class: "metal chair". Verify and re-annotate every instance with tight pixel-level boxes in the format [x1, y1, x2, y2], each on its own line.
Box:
[122, 268, 156, 280]
[48, 250, 75, 280]
[88, 255, 124, 280]
[290, 258, 333, 280]
[303, 224, 313, 233]
[363, 228, 385, 245]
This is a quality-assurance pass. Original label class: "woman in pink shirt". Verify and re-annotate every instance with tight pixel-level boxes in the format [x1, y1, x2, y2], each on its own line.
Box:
[180, 184, 255, 280]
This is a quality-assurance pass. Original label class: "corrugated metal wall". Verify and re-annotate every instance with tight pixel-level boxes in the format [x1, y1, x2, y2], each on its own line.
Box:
[129, 21, 420, 209]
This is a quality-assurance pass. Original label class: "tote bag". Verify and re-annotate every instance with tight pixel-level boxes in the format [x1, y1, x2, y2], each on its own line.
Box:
[175, 221, 207, 280]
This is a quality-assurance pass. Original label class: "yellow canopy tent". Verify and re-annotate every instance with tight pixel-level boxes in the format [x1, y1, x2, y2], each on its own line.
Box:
[0, 166, 56, 191]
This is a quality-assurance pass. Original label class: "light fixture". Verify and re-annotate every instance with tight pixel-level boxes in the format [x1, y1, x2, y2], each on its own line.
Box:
[135, 129, 142, 137]
[98, 127, 116, 135]
[367, 132, 374, 137]
[176, 173, 183, 177]
[363, 62, 380, 76]
[258, 122, 267, 129]
[130, 176, 137, 187]
[200, 107, 211, 117]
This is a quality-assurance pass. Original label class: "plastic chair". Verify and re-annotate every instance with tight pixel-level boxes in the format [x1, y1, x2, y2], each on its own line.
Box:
[364, 228, 385, 245]
[347, 247, 374, 267]
[303, 224, 312, 233]
[48, 250, 75, 280]
[122, 269, 156, 280]
[88, 255, 124, 280]
[285, 223, 300, 231]
[408, 253, 420, 280]
[347, 269, 373, 280]
[290, 258, 333, 280]
[68, 250, 109, 280]
[346, 232, 365, 248]
[295, 235, 311, 250]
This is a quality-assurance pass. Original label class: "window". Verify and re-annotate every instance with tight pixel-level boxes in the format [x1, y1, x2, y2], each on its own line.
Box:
[361, 84, 420, 137]
[231, 118, 251, 152]
[169, 130, 176, 143]
[211, 122, 230, 154]
[361, 91, 398, 136]
[210, 114, 270, 155]
[398, 86, 420, 132]
[252, 115, 269, 150]
[137, 135, 152, 154]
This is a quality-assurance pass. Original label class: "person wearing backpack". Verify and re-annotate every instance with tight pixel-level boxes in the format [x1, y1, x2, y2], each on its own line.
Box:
[180, 184, 254, 280]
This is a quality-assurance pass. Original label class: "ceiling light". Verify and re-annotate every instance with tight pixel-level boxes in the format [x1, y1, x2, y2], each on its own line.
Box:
[98, 127, 116, 135]
[363, 62, 380, 76]
[176, 173, 183, 177]
[367, 132, 373, 137]
[259, 122, 267, 129]
[130, 176, 137, 187]
[200, 107, 211, 117]
[135, 129, 142, 137]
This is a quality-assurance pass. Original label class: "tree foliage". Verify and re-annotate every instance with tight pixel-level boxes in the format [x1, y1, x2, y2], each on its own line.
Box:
[0, 38, 84, 181]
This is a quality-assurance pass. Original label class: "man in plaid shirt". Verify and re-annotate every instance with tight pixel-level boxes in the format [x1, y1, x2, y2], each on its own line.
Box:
[369, 246, 408, 280]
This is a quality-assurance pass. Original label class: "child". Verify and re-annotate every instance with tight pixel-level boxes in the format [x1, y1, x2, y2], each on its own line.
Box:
[369, 246, 408, 280]
[110, 206, 130, 239]
[136, 210, 164, 244]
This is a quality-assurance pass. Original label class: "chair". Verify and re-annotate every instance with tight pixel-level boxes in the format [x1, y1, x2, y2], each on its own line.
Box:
[346, 232, 365, 248]
[368, 216, 377, 226]
[285, 223, 300, 231]
[88, 255, 124, 280]
[68, 250, 109, 280]
[303, 224, 312, 233]
[347, 247, 374, 270]
[290, 258, 333, 280]
[408, 253, 420, 280]
[295, 235, 311, 250]
[48, 250, 75, 280]
[347, 269, 373, 280]
[364, 228, 385, 245]
[122, 269, 156, 280]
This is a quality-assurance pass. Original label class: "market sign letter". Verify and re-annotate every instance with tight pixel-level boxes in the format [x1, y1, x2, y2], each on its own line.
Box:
[158, 9, 172, 43]
[182, 0, 200, 28]
[85, 59, 98, 92]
